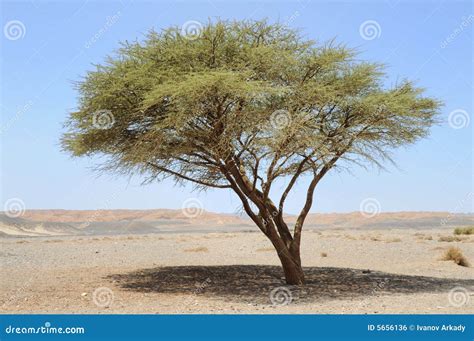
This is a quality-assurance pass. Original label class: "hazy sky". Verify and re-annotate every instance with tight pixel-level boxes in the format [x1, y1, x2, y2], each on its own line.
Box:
[1, 0, 472, 214]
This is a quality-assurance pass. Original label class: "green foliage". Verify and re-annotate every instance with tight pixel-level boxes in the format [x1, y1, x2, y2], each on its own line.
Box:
[62, 19, 441, 209]
[454, 227, 474, 235]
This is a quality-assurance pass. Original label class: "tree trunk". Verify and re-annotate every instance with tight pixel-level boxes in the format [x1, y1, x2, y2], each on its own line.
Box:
[277, 244, 305, 285]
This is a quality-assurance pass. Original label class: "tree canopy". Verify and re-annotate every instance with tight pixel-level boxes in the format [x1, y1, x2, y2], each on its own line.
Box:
[62, 20, 441, 284]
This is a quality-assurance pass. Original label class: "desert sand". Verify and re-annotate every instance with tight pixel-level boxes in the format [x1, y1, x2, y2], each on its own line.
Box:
[1, 224, 473, 314]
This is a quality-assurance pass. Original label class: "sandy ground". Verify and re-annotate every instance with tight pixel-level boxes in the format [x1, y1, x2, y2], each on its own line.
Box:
[1, 229, 473, 314]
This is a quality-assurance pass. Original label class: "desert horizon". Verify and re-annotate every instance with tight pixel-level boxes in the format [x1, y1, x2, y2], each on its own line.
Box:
[1, 209, 473, 238]
[1, 209, 473, 314]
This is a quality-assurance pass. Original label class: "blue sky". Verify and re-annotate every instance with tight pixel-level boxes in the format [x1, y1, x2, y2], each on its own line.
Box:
[1, 0, 472, 214]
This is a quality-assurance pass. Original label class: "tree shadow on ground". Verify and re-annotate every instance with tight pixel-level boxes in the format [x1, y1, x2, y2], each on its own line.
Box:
[109, 265, 474, 305]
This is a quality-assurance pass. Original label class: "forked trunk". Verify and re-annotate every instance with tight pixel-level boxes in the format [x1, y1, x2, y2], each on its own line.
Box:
[265, 222, 306, 285]
[277, 244, 305, 285]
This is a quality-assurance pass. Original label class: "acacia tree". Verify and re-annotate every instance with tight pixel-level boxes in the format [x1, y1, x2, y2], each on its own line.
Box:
[62, 20, 440, 285]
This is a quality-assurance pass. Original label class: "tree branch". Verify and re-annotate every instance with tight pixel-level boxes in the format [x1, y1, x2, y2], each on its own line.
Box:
[147, 162, 231, 188]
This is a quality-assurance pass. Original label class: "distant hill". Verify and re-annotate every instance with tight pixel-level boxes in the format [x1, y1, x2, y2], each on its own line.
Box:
[289, 211, 473, 229]
[0, 210, 472, 237]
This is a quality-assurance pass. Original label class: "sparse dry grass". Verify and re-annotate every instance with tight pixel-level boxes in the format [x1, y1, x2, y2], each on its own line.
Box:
[320, 252, 328, 257]
[202, 234, 237, 239]
[454, 227, 474, 235]
[414, 233, 433, 240]
[438, 236, 467, 242]
[183, 246, 209, 253]
[368, 235, 402, 242]
[441, 247, 470, 267]
[385, 237, 402, 243]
